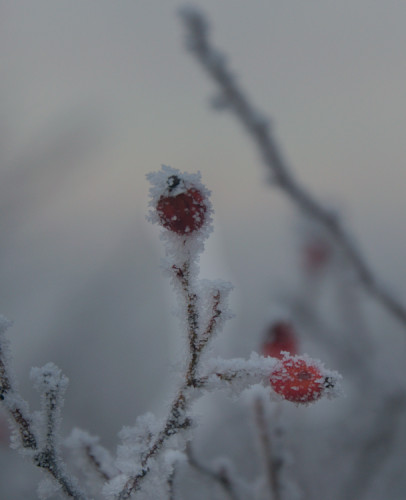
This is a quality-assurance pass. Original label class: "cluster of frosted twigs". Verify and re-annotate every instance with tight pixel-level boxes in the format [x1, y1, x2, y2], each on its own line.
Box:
[0, 166, 341, 499]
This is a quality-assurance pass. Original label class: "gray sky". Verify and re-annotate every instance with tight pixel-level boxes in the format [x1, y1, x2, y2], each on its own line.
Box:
[1, 0, 406, 446]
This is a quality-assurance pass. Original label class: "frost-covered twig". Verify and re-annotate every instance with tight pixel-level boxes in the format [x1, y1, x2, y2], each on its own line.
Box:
[167, 468, 176, 500]
[185, 442, 240, 500]
[0, 316, 37, 451]
[179, 7, 406, 329]
[31, 363, 87, 500]
[66, 428, 118, 484]
[84, 445, 114, 482]
[197, 352, 341, 404]
[0, 319, 88, 499]
[114, 391, 191, 499]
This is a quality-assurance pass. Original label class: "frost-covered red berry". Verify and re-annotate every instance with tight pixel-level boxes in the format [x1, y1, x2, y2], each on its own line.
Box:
[270, 356, 328, 404]
[156, 175, 207, 235]
[302, 240, 330, 272]
[262, 321, 298, 359]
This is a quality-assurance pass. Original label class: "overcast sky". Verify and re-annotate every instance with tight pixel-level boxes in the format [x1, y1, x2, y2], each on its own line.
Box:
[1, 0, 406, 446]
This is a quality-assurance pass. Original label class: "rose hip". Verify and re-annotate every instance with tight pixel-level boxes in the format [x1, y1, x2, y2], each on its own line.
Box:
[270, 356, 326, 404]
[156, 176, 207, 235]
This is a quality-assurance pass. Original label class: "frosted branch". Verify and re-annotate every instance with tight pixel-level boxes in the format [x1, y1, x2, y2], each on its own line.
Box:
[66, 428, 118, 483]
[31, 363, 88, 500]
[0, 326, 88, 499]
[114, 256, 204, 498]
[198, 353, 279, 394]
[167, 468, 176, 500]
[179, 7, 406, 329]
[113, 388, 193, 499]
[113, 256, 213, 498]
[186, 443, 240, 500]
[197, 279, 233, 352]
[0, 317, 37, 450]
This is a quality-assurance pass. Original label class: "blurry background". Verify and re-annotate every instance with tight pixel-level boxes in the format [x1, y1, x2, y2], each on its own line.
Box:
[1, 1, 406, 498]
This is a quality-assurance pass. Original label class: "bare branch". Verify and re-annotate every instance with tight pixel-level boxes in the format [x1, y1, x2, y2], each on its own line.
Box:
[179, 7, 406, 329]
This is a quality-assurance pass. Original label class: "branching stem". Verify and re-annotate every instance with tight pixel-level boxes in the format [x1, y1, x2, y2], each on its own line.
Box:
[0, 352, 87, 499]
[117, 258, 221, 499]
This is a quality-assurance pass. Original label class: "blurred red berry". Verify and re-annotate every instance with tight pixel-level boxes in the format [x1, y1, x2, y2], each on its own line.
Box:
[157, 177, 207, 235]
[262, 321, 298, 359]
[303, 241, 330, 272]
[270, 356, 325, 403]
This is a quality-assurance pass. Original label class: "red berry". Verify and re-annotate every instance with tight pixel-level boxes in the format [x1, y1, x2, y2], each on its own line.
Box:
[262, 321, 298, 359]
[156, 186, 207, 235]
[270, 356, 324, 403]
[303, 241, 330, 272]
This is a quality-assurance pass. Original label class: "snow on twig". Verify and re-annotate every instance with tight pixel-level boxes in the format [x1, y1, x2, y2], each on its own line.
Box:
[65, 428, 118, 485]
[186, 442, 241, 500]
[0, 320, 88, 499]
[31, 363, 87, 500]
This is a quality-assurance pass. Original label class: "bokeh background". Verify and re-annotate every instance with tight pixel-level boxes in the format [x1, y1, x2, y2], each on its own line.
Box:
[1, 1, 406, 498]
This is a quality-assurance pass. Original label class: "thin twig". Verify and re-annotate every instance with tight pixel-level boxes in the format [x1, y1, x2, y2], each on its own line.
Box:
[34, 447, 88, 500]
[173, 262, 201, 384]
[0, 354, 37, 449]
[0, 349, 88, 499]
[180, 8, 406, 329]
[33, 365, 88, 500]
[116, 389, 192, 500]
[186, 442, 240, 500]
[84, 444, 112, 482]
[198, 290, 221, 352]
[167, 468, 176, 500]
[254, 398, 283, 500]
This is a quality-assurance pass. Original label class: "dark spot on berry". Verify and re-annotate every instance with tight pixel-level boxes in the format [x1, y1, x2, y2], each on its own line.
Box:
[324, 376, 335, 389]
[167, 175, 181, 191]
